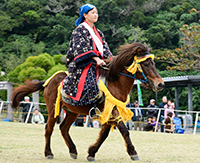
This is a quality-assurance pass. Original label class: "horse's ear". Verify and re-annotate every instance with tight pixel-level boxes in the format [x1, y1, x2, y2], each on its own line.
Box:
[135, 47, 141, 56]
[149, 48, 152, 53]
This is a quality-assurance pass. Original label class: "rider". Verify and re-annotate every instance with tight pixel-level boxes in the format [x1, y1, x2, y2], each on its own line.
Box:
[63, 4, 113, 110]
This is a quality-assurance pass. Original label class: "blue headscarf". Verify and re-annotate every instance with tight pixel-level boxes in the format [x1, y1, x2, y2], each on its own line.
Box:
[75, 4, 95, 26]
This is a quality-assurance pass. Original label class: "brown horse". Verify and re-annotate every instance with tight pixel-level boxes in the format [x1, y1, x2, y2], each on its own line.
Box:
[11, 42, 164, 162]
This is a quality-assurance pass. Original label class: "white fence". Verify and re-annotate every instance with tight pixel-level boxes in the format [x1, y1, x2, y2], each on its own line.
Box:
[128, 107, 200, 135]
[1, 101, 200, 135]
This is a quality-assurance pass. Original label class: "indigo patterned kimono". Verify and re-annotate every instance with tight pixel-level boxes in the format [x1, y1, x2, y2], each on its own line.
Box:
[63, 22, 113, 106]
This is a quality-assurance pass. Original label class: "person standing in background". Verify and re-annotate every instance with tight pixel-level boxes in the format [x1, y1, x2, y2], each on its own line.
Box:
[132, 100, 144, 131]
[159, 96, 168, 132]
[19, 96, 34, 123]
[125, 102, 134, 130]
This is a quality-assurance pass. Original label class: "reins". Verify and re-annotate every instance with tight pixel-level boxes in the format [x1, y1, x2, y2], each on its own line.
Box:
[119, 72, 148, 83]
[100, 54, 154, 84]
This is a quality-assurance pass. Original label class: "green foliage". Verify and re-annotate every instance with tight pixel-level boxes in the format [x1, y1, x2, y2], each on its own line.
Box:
[34, 53, 55, 71]
[53, 54, 65, 65]
[47, 64, 67, 79]
[6, 0, 41, 18]
[158, 70, 200, 78]
[157, 12, 177, 21]
[118, 26, 148, 44]
[7, 62, 34, 82]
[146, 20, 176, 49]
[21, 10, 41, 24]
[161, 23, 200, 71]
[170, 5, 184, 17]
[0, 90, 7, 101]
[1, 54, 24, 72]
[180, 12, 198, 24]
[7, 53, 58, 82]
[131, 10, 145, 26]
[0, 0, 199, 72]
[0, 34, 46, 73]
[18, 67, 46, 81]
[0, 13, 19, 32]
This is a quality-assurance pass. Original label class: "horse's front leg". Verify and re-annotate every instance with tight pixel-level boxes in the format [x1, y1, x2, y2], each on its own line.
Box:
[87, 124, 111, 162]
[116, 121, 139, 161]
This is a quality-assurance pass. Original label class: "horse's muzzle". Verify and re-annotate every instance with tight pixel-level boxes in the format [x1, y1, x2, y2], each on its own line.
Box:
[158, 82, 165, 90]
[147, 79, 164, 92]
[153, 81, 165, 92]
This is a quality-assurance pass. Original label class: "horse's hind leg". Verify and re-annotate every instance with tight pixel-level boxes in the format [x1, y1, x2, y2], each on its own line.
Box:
[116, 121, 139, 161]
[87, 124, 111, 162]
[59, 112, 78, 159]
[44, 115, 59, 159]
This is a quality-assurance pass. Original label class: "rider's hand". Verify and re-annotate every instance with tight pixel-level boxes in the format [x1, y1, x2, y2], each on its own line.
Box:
[92, 57, 106, 66]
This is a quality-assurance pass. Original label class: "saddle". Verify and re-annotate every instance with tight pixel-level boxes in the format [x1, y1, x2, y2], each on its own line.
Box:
[60, 76, 107, 106]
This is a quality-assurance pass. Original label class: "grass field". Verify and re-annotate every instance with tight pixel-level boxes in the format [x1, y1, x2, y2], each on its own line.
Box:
[0, 121, 200, 163]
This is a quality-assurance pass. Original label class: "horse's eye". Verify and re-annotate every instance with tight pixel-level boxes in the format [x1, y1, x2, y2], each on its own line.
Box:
[143, 63, 148, 67]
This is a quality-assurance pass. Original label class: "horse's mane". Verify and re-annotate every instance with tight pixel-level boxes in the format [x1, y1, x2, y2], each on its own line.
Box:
[101, 42, 149, 82]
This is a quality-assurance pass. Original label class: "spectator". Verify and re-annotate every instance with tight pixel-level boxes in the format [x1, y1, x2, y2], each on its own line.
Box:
[164, 112, 174, 133]
[158, 96, 168, 132]
[143, 116, 153, 131]
[93, 120, 100, 128]
[125, 102, 134, 130]
[164, 100, 175, 118]
[87, 117, 94, 127]
[147, 99, 158, 118]
[19, 96, 34, 123]
[152, 117, 159, 132]
[31, 109, 45, 124]
[132, 100, 144, 131]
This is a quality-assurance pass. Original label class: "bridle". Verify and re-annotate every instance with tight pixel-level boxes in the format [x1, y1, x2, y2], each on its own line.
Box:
[101, 54, 154, 84]
[122, 54, 154, 84]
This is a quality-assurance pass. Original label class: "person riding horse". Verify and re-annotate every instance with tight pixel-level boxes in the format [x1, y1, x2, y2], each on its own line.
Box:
[62, 4, 113, 114]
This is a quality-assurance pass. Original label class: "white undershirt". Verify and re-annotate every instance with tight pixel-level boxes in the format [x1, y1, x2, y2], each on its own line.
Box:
[82, 22, 103, 57]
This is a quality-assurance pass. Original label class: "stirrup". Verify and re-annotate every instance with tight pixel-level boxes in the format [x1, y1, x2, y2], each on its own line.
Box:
[89, 106, 101, 119]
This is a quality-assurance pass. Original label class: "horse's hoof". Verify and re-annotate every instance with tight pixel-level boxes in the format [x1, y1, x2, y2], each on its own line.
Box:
[130, 155, 139, 161]
[70, 153, 77, 159]
[46, 155, 54, 159]
[87, 156, 95, 162]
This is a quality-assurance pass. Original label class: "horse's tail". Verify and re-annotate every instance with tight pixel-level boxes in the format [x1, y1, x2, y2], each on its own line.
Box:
[11, 80, 45, 109]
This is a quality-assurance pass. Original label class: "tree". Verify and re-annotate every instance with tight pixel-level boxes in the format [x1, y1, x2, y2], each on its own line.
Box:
[34, 53, 55, 71]
[180, 12, 198, 24]
[47, 63, 67, 79]
[0, 34, 45, 72]
[117, 26, 148, 44]
[142, 0, 167, 13]
[7, 53, 66, 83]
[130, 10, 145, 26]
[161, 10, 200, 71]
[146, 20, 176, 49]
[0, 13, 20, 33]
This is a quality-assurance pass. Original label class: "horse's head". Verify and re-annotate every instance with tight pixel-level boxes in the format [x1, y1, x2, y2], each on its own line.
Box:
[130, 43, 164, 92]
[102, 42, 164, 92]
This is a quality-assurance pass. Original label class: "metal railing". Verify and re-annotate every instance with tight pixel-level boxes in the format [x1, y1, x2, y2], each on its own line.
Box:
[1, 101, 200, 135]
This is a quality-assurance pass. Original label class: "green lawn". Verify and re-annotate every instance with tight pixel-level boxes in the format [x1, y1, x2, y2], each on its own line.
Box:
[0, 121, 200, 163]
